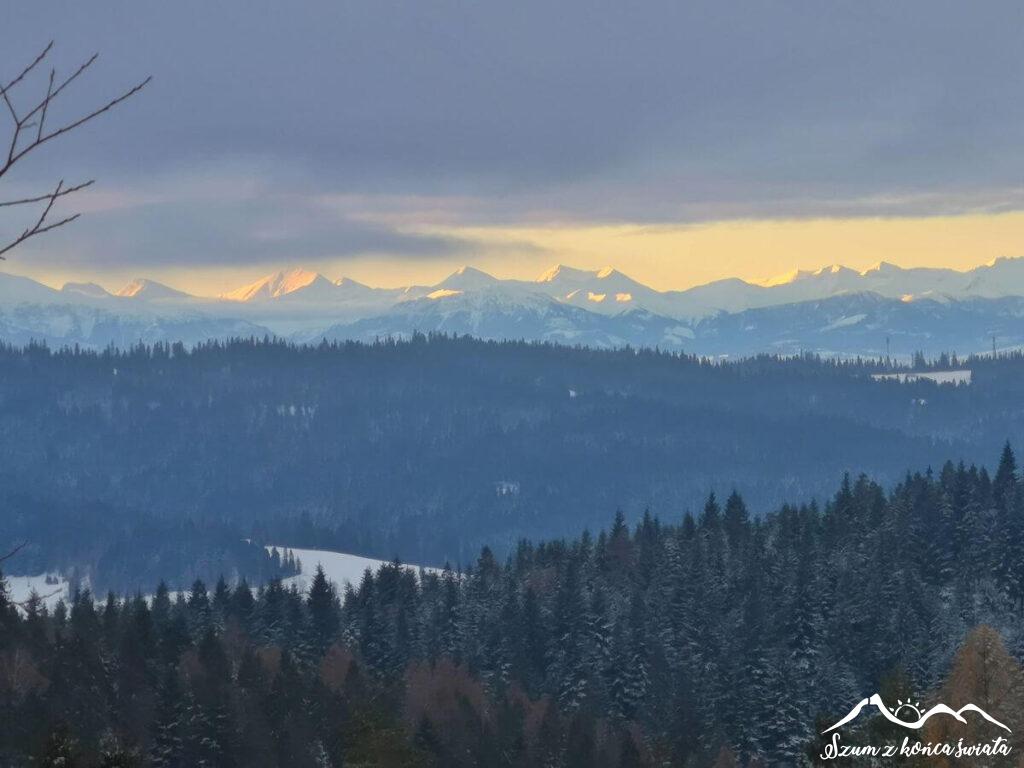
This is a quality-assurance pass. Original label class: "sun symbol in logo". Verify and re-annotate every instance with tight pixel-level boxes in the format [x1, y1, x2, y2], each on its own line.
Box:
[892, 699, 923, 721]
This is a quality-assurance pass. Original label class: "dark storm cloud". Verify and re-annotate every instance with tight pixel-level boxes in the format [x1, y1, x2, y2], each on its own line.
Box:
[3, 0, 1024, 261]
[15, 189, 481, 269]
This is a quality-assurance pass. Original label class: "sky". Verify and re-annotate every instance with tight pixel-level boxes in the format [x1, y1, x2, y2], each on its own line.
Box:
[2, 1, 1024, 295]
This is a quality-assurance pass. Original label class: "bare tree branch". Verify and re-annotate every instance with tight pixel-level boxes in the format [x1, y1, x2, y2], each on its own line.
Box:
[0, 541, 27, 564]
[0, 179, 83, 259]
[1, 541, 64, 609]
[5, 74, 152, 174]
[0, 42, 53, 167]
[0, 41, 53, 115]
[12, 587, 63, 609]
[1, 85, 18, 123]
[0, 41, 149, 259]
[21, 54, 98, 126]
[36, 69, 55, 142]
[0, 179, 93, 207]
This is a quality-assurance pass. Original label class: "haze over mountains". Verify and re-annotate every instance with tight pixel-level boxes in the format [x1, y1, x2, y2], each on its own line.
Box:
[4, 258, 1024, 357]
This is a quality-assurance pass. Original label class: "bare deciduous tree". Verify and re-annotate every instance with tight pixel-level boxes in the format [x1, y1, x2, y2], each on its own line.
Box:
[0, 41, 150, 259]
[0, 542, 63, 608]
[0, 541, 27, 565]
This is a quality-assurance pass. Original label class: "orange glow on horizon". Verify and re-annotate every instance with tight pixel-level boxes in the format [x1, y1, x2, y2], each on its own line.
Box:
[11, 210, 1024, 296]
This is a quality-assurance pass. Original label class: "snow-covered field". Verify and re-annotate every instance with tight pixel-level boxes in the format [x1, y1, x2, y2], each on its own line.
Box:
[3, 547, 440, 612]
[267, 545, 444, 593]
[5, 573, 71, 610]
[872, 369, 972, 385]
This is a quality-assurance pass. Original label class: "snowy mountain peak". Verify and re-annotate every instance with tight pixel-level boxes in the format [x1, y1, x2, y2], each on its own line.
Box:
[0, 271, 62, 304]
[757, 268, 804, 287]
[220, 268, 331, 302]
[116, 278, 189, 300]
[862, 260, 900, 275]
[453, 265, 486, 276]
[437, 266, 498, 290]
[6, 257, 1024, 356]
[814, 263, 857, 277]
[977, 255, 1024, 273]
[334, 276, 369, 290]
[764, 264, 858, 286]
[61, 282, 111, 298]
[535, 264, 596, 284]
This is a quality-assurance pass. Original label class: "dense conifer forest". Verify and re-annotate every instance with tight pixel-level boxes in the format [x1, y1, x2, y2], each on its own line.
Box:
[3, 449, 1024, 766]
[3, 335, 1024, 590]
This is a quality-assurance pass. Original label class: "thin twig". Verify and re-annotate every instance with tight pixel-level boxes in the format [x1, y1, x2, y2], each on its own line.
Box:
[0, 42, 149, 258]
[0, 541, 27, 564]
[1, 84, 17, 123]
[1, 540, 65, 609]
[13, 587, 64, 609]
[37, 69, 55, 141]
[0, 43, 53, 161]
[2, 541, 66, 610]
[0, 212, 82, 259]
[0, 179, 84, 259]
[20, 54, 99, 126]
[0, 179, 94, 207]
[4, 76, 152, 175]
[0, 41, 53, 109]
[4, 105, 20, 167]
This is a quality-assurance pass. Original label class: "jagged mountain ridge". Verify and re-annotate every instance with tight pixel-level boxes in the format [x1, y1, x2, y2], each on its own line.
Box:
[313, 290, 1024, 358]
[53, 257, 1024, 316]
[115, 278, 192, 301]
[12, 258, 1024, 315]
[2, 259, 1024, 355]
[307, 287, 696, 351]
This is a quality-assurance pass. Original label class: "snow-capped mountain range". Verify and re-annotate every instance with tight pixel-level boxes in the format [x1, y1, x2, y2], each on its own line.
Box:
[4, 258, 1024, 357]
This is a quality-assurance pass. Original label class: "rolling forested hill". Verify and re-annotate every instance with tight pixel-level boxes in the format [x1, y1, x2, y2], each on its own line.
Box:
[2, 335, 1023, 589]
[4, 457, 1024, 766]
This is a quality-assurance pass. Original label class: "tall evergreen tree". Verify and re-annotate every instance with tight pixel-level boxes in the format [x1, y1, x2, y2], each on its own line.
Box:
[307, 565, 340, 652]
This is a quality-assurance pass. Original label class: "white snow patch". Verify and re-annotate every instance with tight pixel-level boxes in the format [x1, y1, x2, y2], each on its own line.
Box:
[821, 313, 867, 331]
[664, 325, 695, 341]
[5, 573, 71, 611]
[426, 288, 463, 300]
[872, 370, 972, 385]
[267, 545, 445, 592]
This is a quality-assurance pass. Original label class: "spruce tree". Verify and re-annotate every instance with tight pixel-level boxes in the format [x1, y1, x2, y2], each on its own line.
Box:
[307, 565, 340, 652]
[722, 491, 749, 550]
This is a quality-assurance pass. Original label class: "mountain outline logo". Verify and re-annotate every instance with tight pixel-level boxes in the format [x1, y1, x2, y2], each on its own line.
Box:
[823, 694, 1011, 734]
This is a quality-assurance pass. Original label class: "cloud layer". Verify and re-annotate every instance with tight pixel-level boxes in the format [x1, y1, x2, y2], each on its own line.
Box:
[3, 1, 1024, 276]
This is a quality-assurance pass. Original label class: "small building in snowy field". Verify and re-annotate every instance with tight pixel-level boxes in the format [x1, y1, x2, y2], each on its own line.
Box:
[871, 369, 972, 386]
[495, 480, 520, 497]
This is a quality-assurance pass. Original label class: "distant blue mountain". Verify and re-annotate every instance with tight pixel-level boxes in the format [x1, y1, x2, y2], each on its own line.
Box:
[4, 261, 1024, 356]
[688, 293, 1024, 358]
[309, 290, 1024, 359]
